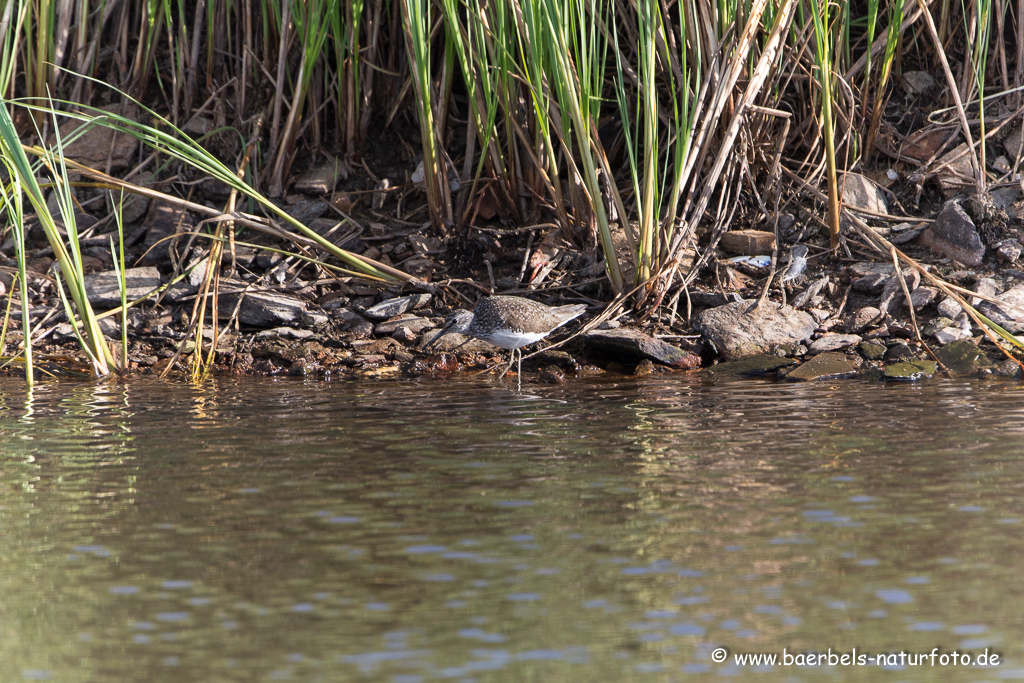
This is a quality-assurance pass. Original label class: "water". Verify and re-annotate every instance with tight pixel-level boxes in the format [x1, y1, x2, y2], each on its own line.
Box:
[0, 374, 1022, 682]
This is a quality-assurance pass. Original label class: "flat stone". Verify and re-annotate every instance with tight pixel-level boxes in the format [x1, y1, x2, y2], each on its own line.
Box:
[910, 286, 938, 309]
[883, 342, 916, 362]
[84, 267, 161, 307]
[582, 328, 700, 368]
[992, 187, 1022, 209]
[979, 283, 1024, 333]
[286, 199, 328, 224]
[1003, 124, 1023, 159]
[934, 144, 977, 198]
[255, 327, 316, 340]
[294, 157, 345, 195]
[56, 102, 139, 170]
[702, 354, 797, 377]
[696, 300, 816, 360]
[902, 70, 938, 95]
[333, 308, 374, 339]
[883, 360, 937, 380]
[373, 315, 434, 337]
[891, 226, 926, 244]
[220, 290, 308, 328]
[841, 173, 888, 215]
[138, 202, 192, 266]
[937, 297, 963, 318]
[934, 340, 989, 376]
[853, 272, 889, 294]
[849, 262, 895, 278]
[858, 341, 887, 360]
[849, 306, 883, 333]
[879, 268, 921, 315]
[933, 328, 964, 344]
[995, 239, 1021, 262]
[808, 333, 862, 353]
[719, 230, 776, 255]
[786, 352, 861, 381]
[363, 294, 432, 320]
[118, 171, 154, 224]
[918, 200, 985, 266]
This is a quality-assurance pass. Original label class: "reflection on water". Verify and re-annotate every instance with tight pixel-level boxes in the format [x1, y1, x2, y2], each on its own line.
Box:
[1, 375, 1023, 681]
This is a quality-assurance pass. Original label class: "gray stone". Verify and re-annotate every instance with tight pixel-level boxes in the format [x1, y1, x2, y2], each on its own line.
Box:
[255, 327, 316, 340]
[973, 277, 999, 305]
[979, 283, 1024, 332]
[373, 315, 434, 337]
[695, 300, 816, 360]
[286, 199, 328, 224]
[934, 326, 972, 345]
[884, 342, 916, 362]
[853, 272, 889, 294]
[791, 275, 828, 309]
[849, 306, 883, 333]
[220, 290, 308, 327]
[583, 328, 700, 368]
[118, 171, 154, 225]
[702, 354, 797, 377]
[910, 286, 938, 309]
[995, 240, 1021, 263]
[991, 187, 1022, 209]
[363, 294, 432, 320]
[808, 334, 861, 353]
[937, 297, 963, 318]
[300, 310, 330, 327]
[902, 71, 937, 96]
[333, 308, 373, 339]
[84, 267, 161, 307]
[891, 226, 926, 244]
[786, 352, 861, 381]
[294, 157, 345, 195]
[56, 102, 139, 170]
[918, 201, 985, 266]
[1003, 124, 1023, 159]
[849, 262, 895, 278]
[880, 269, 920, 315]
[934, 144, 977, 198]
[140, 202, 192, 267]
[841, 173, 888, 215]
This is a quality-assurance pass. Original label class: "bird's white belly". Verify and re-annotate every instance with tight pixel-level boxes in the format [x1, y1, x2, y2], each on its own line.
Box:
[484, 329, 546, 349]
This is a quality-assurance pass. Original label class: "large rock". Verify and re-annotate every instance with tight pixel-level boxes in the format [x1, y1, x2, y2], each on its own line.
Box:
[918, 201, 985, 266]
[84, 267, 161, 307]
[842, 173, 888, 215]
[56, 102, 139, 170]
[220, 290, 308, 328]
[979, 283, 1024, 332]
[582, 328, 699, 368]
[696, 300, 816, 359]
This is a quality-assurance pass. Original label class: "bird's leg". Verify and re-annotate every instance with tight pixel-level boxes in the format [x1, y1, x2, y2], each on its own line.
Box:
[516, 349, 523, 391]
[496, 350, 516, 379]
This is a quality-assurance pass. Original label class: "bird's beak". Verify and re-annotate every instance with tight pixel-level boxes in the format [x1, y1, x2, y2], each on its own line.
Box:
[425, 320, 455, 349]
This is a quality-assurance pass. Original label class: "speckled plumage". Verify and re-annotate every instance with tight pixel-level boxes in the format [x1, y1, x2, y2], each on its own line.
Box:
[430, 295, 587, 379]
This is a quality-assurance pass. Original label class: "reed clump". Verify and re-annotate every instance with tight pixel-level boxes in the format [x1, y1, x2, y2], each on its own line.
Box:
[0, 0, 1018, 378]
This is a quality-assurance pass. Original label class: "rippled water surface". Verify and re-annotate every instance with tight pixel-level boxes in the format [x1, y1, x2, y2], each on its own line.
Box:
[1, 374, 1023, 682]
